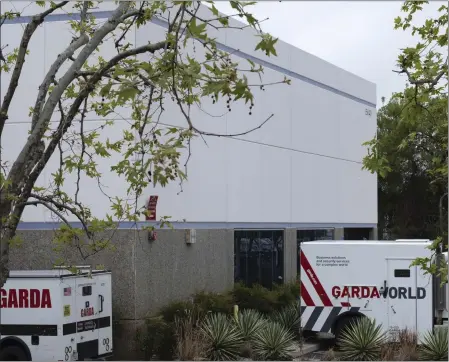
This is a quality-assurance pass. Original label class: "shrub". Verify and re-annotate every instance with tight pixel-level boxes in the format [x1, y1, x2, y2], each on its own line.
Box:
[380, 342, 396, 361]
[201, 313, 243, 361]
[193, 291, 235, 315]
[160, 300, 198, 323]
[380, 328, 418, 361]
[270, 301, 300, 336]
[274, 282, 300, 305]
[419, 327, 448, 361]
[337, 317, 386, 361]
[232, 283, 280, 314]
[174, 311, 206, 361]
[252, 321, 295, 360]
[137, 316, 176, 360]
[396, 328, 418, 361]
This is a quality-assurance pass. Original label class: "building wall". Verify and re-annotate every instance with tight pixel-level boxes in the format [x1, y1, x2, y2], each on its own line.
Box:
[2, 2, 377, 229]
[8, 228, 235, 359]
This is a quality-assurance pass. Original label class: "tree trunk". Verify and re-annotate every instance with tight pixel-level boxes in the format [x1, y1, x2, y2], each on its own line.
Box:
[0, 205, 12, 289]
[0, 193, 21, 288]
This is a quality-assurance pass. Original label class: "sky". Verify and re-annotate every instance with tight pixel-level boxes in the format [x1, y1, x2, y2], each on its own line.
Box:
[214, 1, 444, 108]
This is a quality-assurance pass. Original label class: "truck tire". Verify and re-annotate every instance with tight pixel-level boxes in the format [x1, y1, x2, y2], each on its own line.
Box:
[0, 345, 29, 361]
[334, 315, 363, 342]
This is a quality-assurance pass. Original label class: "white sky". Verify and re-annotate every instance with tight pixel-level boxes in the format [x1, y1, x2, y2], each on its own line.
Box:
[214, 1, 444, 108]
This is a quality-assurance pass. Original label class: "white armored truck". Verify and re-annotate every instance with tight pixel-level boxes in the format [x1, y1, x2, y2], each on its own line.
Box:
[0, 267, 113, 361]
[299, 240, 448, 341]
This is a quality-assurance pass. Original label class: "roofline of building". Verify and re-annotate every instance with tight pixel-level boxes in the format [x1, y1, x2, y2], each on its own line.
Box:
[3, 10, 376, 108]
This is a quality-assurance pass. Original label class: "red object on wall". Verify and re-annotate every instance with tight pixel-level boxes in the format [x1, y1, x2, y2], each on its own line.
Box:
[146, 196, 159, 221]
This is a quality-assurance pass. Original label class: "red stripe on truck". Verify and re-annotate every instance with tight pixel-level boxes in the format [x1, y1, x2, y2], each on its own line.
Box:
[341, 302, 351, 307]
[300, 250, 333, 307]
[300, 281, 315, 306]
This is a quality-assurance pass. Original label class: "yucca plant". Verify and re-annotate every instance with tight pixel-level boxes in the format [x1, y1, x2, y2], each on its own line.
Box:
[201, 313, 243, 361]
[235, 309, 267, 341]
[235, 309, 267, 358]
[252, 321, 295, 360]
[419, 327, 448, 361]
[337, 317, 386, 361]
[270, 301, 300, 335]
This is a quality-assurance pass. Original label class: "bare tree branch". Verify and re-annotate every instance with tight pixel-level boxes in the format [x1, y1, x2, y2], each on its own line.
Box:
[30, 34, 89, 130]
[27, 193, 91, 236]
[75, 97, 89, 206]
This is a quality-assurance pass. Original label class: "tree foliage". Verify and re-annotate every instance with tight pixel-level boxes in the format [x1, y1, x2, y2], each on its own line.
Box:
[363, 95, 447, 239]
[0, 1, 288, 286]
[363, 0, 447, 278]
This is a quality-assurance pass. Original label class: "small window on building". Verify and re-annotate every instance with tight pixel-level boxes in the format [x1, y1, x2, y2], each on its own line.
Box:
[394, 269, 410, 278]
[82, 286, 92, 296]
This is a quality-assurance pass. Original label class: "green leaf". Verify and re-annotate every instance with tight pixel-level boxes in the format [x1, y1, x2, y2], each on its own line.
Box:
[100, 82, 113, 97]
[116, 86, 140, 103]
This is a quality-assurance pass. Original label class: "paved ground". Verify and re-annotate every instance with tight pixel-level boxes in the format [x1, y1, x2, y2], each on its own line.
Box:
[290, 333, 336, 360]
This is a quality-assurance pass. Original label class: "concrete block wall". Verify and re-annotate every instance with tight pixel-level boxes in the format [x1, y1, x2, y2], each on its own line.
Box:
[8, 228, 234, 359]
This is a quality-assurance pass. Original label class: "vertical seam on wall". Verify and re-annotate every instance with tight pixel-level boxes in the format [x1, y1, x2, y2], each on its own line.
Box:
[224, 31, 229, 225]
[133, 229, 137, 324]
[289, 46, 293, 226]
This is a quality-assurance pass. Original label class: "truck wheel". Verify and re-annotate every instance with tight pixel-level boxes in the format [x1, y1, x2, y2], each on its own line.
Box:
[334, 315, 363, 342]
[0, 345, 28, 361]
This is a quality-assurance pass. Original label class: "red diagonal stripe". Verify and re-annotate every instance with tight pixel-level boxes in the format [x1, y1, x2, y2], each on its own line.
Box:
[341, 302, 351, 307]
[300, 281, 315, 306]
[300, 250, 333, 307]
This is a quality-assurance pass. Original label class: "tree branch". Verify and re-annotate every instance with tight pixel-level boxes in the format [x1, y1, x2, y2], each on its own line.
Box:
[27, 193, 91, 236]
[7, 2, 132, 191]
[30, 33, 89, 130]
[23, 200, 72, 229]
[0, 1, 70, 135]
[394, 58, 448, 87]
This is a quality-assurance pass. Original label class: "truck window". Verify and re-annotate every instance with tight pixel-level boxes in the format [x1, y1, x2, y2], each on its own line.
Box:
[394, 269, 410, 278]
[82, 285, 92, 296]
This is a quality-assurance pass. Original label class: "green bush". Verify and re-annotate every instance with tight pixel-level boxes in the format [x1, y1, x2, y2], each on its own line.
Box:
[232, 283, 280, 314]
[201, 313, 243, 361]
[137, 316, 176, 360]
[337, 317, 386, 361]
[252, 320, 295, 360]
[419, 327, 448, 361]
[232, 282, 300, 315]
[159, 300, 198, 323]
[274, 282, 300, 306]
[270, 301, 300, 336]
[193, 291, 235, 315]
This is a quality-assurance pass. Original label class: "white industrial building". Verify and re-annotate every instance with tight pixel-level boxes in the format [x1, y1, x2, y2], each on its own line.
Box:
[2, 2, 377, 290]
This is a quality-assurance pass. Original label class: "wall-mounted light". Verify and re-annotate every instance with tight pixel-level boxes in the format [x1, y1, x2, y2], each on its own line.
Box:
[185, 229, 196, 245]
[148, 230, 157, 242]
